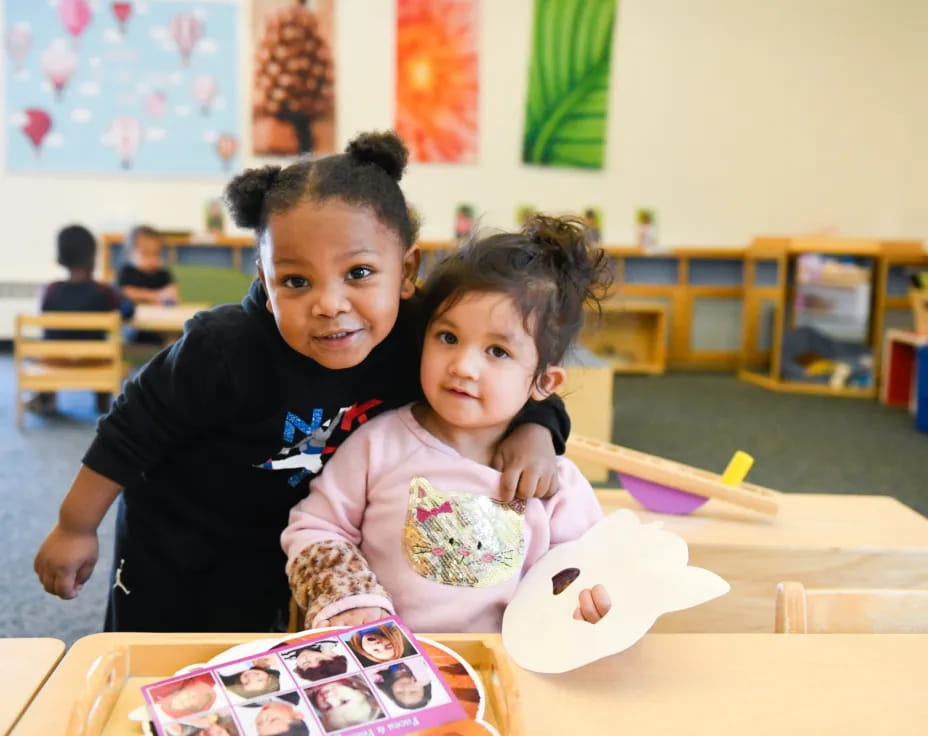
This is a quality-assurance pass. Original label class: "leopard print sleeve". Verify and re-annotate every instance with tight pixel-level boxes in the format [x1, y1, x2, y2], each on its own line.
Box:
[288, 539, 392, 628]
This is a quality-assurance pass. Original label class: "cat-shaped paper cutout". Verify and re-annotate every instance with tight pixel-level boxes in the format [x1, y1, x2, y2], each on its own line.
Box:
[501, 509, 730, 673]
[403, 477, 525, 587]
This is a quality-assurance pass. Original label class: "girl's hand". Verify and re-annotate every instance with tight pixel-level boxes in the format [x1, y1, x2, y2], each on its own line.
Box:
[34, 525, 99, 599]
[572, 584, 611, 623]
[320, 607, 391, 628]
[492, 423, 559, 502]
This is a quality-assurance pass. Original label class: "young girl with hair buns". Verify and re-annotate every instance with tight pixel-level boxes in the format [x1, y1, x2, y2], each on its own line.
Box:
[34, 131, 569, 633]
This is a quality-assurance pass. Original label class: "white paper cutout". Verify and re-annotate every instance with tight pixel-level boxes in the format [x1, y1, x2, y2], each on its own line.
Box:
[502, 509, 730, 673]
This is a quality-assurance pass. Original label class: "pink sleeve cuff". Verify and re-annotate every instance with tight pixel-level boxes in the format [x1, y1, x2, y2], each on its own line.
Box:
[312, 594, 396, 628]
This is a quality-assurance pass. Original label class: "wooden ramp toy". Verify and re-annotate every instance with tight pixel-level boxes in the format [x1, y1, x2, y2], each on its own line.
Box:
[566, 435, 780, 516]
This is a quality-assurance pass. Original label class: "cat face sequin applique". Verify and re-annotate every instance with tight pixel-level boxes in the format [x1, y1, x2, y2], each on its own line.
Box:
[402, 477, 526, 587]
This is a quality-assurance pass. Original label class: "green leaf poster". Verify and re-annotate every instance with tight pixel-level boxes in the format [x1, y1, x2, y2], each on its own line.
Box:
[522, 0, 616, 169]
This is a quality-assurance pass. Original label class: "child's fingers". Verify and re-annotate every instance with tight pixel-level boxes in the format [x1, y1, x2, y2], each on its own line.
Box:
[542, 466, 560, 497]
[532, 473, 552, 498]
[35, 560, 66, 597]
[52, 568, 79, 599]
[495, 464, 520, 503]
[575, 586, 611, 623]
[575, 589, 599, 622]
[75, 559, 95, 588]
[590, 584, 612, 618]
[514, 469, 543, 501]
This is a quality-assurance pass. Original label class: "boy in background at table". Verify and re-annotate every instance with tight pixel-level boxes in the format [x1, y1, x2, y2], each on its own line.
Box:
[117, 225, 179, 305]
[28, 224, 134, 417]
[117, 225, 179, 345]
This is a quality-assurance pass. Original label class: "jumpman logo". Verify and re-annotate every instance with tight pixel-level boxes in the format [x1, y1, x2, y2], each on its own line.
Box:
[113, 558, 131, 595]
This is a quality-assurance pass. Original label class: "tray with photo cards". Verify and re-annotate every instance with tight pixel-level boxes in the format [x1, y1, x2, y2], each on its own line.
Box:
[16, 628, 520, 736]
[140, 617, 473, 736]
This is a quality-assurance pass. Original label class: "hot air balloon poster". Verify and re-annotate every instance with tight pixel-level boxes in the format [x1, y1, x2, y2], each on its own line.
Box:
[4, 0, 241, 176]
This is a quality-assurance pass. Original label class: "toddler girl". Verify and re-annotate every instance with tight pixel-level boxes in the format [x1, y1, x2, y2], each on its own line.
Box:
[283, 214, 613, 632]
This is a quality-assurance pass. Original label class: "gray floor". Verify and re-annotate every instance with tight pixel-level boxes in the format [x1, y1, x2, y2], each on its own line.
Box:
[1, 353, 117, 645]
[2, 354, 926, 644]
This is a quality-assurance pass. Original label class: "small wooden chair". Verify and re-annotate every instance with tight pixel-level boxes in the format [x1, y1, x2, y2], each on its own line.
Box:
[775, 580, 928, 633]
[14, 312, 125, 428]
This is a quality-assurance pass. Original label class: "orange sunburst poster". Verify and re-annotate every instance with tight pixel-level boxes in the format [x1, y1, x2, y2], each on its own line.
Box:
[396, 0, 479, 163]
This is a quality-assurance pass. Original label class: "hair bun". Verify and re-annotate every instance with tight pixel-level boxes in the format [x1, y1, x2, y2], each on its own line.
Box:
[522, 213, 584, 246]
[522, 214, 588, 268]
[346, 131, 409, 182]
[223, 165, 281, 228]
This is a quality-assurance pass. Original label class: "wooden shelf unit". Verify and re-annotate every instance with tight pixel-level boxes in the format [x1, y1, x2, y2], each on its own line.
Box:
[579, 300, 667, 374]
[739, 236, 926, 397]
[98, 235, 926, 386]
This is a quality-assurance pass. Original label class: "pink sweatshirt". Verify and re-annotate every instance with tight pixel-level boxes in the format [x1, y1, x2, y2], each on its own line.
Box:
[282, 404, 603, 633]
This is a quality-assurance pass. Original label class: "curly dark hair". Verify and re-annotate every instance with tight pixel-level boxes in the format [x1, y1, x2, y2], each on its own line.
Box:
[56, 224, 96, 270]
[420, 214, 613, 383]
[223, 130, 419, 251]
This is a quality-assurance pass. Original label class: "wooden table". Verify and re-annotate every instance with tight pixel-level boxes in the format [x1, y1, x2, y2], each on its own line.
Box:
[0, 638, 65, 735]
[129, 303, 208, 335]
[514, 633, 928, 735]
[595, 489, 928, 632]
[13, 632, 928, 735]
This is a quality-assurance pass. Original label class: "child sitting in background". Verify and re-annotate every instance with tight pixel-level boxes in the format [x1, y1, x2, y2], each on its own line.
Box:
[117, 224, 179, 345]
[29, 224, 134, 416]
[283, 215, 614, 633]
[116, 225, 179, 305]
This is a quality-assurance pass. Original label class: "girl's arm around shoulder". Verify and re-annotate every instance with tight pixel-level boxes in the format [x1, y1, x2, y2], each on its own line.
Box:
[543, 458, 604, 546]
[511, 393, 570, 454]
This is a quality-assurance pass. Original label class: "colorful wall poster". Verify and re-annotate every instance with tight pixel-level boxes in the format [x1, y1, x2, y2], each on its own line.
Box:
[4, 0, 240, 175]
[396, 0, 479, 163]
[521, 0, 616, 169]
[251, 0, 335, 156]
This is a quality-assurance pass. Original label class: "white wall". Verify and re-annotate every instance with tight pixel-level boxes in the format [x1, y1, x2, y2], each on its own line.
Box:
[2, 0, 926, 283]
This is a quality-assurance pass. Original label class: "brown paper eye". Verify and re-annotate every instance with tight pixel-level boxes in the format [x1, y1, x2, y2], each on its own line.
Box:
[552, 568, 580, 595]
